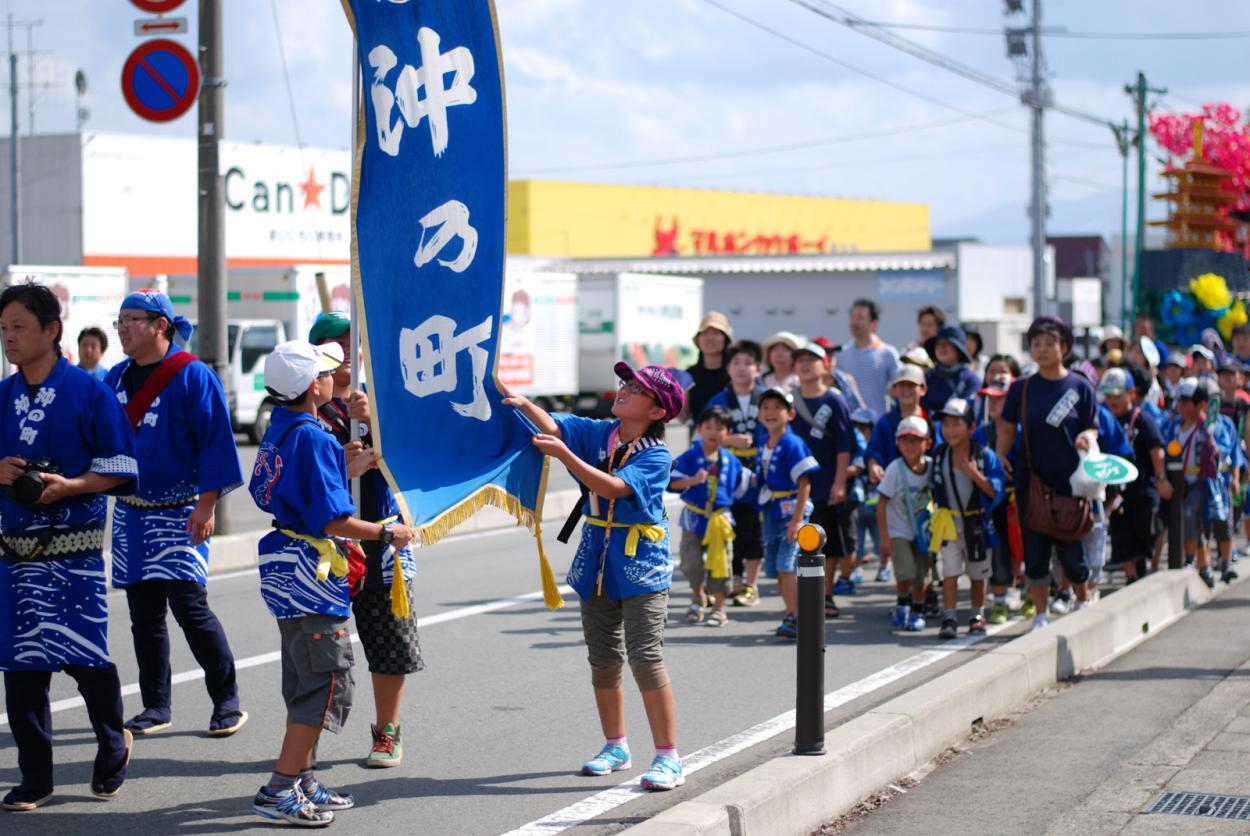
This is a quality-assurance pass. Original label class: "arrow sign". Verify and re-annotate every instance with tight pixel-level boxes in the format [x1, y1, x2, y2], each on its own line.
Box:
[134, 17, 188, 36]
[120, 38, 200, 123]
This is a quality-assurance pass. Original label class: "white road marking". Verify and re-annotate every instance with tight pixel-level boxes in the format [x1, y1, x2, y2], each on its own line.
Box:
[500, 622, 1012, 836]
[0, 584, 574, 727]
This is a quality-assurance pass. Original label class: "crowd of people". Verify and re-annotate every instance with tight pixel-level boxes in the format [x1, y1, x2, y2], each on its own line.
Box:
[4, 278, 1249, 827]
[673, 301, 1248, 641]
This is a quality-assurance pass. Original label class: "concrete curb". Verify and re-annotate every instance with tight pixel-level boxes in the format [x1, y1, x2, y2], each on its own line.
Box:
[629, 568, 1227, 836]
[199, 490, 684, 575]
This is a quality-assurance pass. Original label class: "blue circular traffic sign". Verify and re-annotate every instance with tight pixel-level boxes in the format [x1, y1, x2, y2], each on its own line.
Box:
[121, 38, 200, 123]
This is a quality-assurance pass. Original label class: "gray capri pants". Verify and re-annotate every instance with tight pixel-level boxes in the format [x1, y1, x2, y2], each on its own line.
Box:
[580, 590, 669, 670]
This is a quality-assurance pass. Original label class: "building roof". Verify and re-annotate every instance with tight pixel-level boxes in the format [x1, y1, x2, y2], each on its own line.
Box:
[538, 251, 954, 275]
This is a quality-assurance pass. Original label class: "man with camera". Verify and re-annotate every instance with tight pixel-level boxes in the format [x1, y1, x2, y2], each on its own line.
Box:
[104, 290, 246, 737]
[0, 281, 139, 811]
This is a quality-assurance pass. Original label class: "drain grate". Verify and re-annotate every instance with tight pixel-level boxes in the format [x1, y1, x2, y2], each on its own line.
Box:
[1146, 791, 1250, 821]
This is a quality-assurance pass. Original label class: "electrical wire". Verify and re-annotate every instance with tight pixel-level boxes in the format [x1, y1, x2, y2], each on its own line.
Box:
[851, 21, 1250, 41]
[699, 0, 1026, 135]
[269, 0, 304, 149]
[783, 0, 1113, 128]
[512, 108, 1018, 176]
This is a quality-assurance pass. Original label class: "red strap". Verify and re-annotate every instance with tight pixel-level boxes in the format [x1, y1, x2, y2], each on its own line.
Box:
[124, 352, 198, 429]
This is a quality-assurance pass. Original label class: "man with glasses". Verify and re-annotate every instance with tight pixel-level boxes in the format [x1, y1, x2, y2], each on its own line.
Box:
[104, 290, 247, 737]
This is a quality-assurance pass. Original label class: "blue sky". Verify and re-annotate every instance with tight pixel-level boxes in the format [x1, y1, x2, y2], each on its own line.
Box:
[9, 0, 1250, 244]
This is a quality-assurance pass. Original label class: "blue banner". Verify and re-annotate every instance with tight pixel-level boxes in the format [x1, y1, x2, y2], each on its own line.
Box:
[342, 0, 558, 604]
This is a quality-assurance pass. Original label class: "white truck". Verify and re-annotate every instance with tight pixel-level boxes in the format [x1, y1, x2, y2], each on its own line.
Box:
[2, 264, 129, 372]
[575, 272, 703, 416]
[168, 265, 350, 442]
[499, 268, 579, 411]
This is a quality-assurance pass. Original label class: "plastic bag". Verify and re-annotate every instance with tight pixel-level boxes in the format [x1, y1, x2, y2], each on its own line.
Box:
[1069, 438, 1107, 501]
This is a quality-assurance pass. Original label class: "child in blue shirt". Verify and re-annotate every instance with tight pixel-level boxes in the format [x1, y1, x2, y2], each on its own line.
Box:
[249, 341, 417, 827]
[756, 387, 821, 639]
[505, 362, 687, 792]
[670, 406, 746, 627]
[705, 340, 769, 606]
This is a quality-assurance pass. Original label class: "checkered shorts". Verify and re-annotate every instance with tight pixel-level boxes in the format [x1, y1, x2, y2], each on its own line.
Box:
[351, 581, 425, 676]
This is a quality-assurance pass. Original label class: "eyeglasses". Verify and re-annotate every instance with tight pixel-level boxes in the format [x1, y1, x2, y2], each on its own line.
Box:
[316, 370, 334, 379]
[618, 379, 657, 401]
[113, 314, 158, 330]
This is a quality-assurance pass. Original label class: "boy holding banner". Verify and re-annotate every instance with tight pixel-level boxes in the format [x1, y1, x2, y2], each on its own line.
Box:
[249, 340, 417, 826]
[504, 363, 687, 791]
[309, 311, 422, 768]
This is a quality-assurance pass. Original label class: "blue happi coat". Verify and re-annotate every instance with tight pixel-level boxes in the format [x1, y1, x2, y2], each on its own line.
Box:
[552, 414, 673, 601]
[251, 408, 356, 619]
[0, 359, 137, 670]
[104, 343, 243, 587]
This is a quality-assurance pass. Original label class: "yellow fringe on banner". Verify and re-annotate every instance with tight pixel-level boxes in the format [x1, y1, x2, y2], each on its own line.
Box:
[410, 481, 565, 609]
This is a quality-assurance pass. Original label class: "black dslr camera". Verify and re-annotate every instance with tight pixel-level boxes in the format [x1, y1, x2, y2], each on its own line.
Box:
[10, 459, 61, 506]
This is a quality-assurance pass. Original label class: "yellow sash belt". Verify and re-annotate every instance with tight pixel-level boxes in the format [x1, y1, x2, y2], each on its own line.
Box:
[926, 507, 982, 555]
[279, 515, 409, 619]
[585, 517, 666, 557]
[683, 503, 736, 579]
[730, 447, 758, 460]
[278, 528, 348, 581]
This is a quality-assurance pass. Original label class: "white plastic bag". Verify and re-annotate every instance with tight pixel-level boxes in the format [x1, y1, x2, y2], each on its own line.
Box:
[1069, 438, 1107, 501]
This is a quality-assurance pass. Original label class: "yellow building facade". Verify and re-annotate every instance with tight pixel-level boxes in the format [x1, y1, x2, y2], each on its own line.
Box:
[506, 180, 930, 258]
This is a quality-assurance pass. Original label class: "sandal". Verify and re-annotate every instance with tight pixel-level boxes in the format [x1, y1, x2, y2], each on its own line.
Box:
[208, 710, 249, 737]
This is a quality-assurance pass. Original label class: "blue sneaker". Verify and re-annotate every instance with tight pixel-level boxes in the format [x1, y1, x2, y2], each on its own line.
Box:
[581, 742, 631, 776]
[876, 564, 893, 582]
[301, 777, 354, 812]
[890, 604, 910, 629]
[775, 613, 798, 639]
[849, 567, 864, 585]
[833, 577, 855, 595]
[253, 784, 334, 827]
[639, 754, 685, 791]
[905, 611, 926, 632]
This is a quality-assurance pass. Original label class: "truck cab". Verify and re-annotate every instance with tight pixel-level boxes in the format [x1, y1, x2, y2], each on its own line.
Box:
[188, 318, 287, 442]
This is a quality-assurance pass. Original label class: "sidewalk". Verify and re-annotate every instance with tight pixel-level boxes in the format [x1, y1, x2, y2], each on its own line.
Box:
[839, 575, 1250, 835]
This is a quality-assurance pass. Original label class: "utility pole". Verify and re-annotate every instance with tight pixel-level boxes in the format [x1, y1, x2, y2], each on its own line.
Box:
[1112, 120, 1133, 332]
[198, 0, 230, 533]
[1125, 72, 1166, 331]
[8, 15, 18, 268]
[1028, 0, 1046, 319]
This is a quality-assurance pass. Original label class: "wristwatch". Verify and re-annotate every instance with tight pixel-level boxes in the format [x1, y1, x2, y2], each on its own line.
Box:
[380, 523, 395, 547]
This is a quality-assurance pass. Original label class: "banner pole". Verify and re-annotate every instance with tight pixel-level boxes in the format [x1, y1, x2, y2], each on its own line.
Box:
[349, 40, 362, 512]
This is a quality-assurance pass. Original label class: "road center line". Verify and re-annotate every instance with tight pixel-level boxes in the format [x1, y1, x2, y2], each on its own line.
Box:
[500, 621, 1012, 836]
[0, 584, 575, 727]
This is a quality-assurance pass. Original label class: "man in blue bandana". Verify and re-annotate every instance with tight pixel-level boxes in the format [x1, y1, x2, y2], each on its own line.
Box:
[104, 290, 247, 737]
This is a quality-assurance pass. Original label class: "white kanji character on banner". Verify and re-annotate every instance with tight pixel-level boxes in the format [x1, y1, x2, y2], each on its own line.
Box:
[398, 314, 493, 421]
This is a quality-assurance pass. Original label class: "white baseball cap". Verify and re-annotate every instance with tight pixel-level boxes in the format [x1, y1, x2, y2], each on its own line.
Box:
[263, 340, 344, 401]
[896, 415, 929, 439]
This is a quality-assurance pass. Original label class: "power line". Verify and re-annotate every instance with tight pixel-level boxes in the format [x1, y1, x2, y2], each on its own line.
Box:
[513, 108, 1017, 176]
[699, 0, 1025, 135]
[841, 21, 1250, 40]
[784, 0, 1112, 129]
[646, 141, 1027, 185]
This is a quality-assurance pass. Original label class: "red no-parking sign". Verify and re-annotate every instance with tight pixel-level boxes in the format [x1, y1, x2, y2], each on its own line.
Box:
[121, 38, 200, 122]
[130, 0, 187, 13]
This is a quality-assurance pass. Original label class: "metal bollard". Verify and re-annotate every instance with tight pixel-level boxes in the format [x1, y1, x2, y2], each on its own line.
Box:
[794, 522, 827, 756]
[1166, 439, 1184, 570]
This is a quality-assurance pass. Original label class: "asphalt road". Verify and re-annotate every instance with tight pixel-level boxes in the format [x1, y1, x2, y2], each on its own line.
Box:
[0, 521, 1028, 834]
